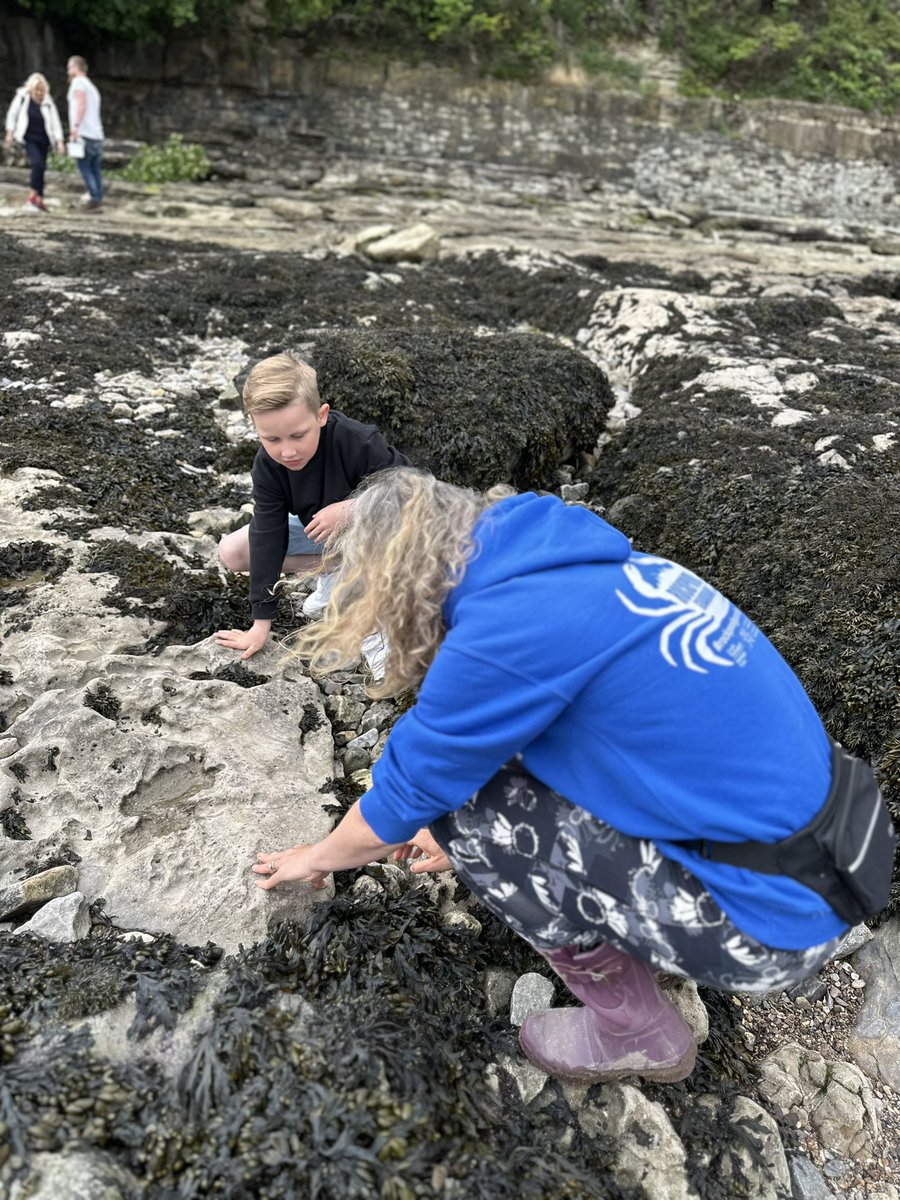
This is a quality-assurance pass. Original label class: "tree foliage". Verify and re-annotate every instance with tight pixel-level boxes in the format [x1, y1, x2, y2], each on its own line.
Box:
[16, 0, 213, 42]
[655, 0, 900, 111]
[15, 0, 900, 109]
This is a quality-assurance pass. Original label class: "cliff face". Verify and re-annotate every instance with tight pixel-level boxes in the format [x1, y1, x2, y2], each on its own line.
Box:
[2, 1, 899, 225]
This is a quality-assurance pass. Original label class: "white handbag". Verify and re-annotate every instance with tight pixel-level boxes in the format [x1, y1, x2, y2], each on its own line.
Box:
[67, 139, 85, 159]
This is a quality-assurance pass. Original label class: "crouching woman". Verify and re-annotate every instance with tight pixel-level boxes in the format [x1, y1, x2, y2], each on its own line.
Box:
[254, 467, 894, 1084]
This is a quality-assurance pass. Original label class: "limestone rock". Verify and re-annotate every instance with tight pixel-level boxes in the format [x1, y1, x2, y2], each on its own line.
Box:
[757, 1042, 880, 1158]
[346, 727, 379, 752]
[659, 975, 709, 1045]
[483, 966, 517, 1016]
[0, 642, 335, 953]
[788, 1153, 838, 1200]
[358, 701, 397, 734]
[694, 1093, 790, 1200]
[494, 1053, 549, 1105]
[268, 197, 321, 223]
[340, 745, 370, 775]
[364, 223, 441, 263]
[579, 1082, 691, 1200]
[0, 865, 79, 922]
[509, 971, 555, 1026]
[832, 923, 873, 959]
[16, 891, 91, 941]
[186, 507, 246, 537]
[9, 1149, 141, 1200]
[441, 909, 481, 935]
[352, 223, 395, 252]
[846, 916, 900, 1091]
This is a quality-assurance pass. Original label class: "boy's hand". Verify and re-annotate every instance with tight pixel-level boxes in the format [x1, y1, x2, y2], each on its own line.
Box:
[213, 618, 271, 660]
[305, 500, 352, 545]
[393, 828, 454, 875]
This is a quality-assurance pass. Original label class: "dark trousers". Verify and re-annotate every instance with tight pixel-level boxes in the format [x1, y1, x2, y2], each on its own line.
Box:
[25, 138, 49, 196]
[431, 763, 842, 993]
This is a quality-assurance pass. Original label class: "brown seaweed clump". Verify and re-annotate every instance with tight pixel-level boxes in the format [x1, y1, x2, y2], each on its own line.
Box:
[0, 876, 644, 1200]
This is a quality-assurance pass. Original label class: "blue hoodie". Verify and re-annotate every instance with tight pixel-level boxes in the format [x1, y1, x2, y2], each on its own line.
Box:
[359, 493, 845, 950]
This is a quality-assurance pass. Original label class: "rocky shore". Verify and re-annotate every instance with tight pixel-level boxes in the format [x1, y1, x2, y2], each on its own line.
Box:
[1, 146, 899, 1199]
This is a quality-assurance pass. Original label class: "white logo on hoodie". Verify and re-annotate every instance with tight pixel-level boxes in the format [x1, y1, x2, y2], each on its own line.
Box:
[615, 555, 757, 672]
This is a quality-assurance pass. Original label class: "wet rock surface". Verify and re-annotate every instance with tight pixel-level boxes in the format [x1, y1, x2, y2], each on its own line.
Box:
[2, 154, 900, 1197]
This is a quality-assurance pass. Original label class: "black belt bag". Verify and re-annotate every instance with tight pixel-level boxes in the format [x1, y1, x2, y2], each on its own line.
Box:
[680, 739, 897, 927]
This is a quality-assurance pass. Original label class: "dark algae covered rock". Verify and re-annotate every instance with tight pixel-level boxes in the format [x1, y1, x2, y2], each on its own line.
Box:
[311, 327, 612, 490]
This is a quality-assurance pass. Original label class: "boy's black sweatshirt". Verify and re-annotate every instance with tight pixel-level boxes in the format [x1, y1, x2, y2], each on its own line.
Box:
[248, 410, 408, 620]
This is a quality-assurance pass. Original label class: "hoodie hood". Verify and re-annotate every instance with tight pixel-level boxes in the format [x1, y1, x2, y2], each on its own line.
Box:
[445, 492, 631, 621]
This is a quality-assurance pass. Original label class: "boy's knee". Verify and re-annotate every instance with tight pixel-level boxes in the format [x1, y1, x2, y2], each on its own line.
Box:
[218, 531, 248, 572]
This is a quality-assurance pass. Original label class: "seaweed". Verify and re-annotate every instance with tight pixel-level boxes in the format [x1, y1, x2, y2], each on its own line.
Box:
[299, 702, 324, 737]
[0, 541, 70, 584]
[311, 326, 612, 491]
[0, 807, 31, 841]
[188, 663, 270, 688]
[85, 540, 286, 651]
[84, 683, 122, 722]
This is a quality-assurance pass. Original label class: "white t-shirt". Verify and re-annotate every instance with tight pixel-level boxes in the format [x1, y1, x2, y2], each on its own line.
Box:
[67, 75, 104, 140]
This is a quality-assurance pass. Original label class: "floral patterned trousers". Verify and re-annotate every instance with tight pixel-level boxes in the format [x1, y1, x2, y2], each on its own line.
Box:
[430, 764, 842, 993]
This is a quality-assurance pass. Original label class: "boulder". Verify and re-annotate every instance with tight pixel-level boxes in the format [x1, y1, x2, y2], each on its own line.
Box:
[757, 1042, 880, 1158]
[16, 892, 91, 942]
[9, 1150, 141, 1200]
[509, 971, 555, 1026]
[0, 865, 79, 922]
[788, 1153, 838, 1200]
[579, 1082, 692, 1200]
[364, 223, 441, 263]
[311, 326, 614, 491]
[846, 916, 900, 1091]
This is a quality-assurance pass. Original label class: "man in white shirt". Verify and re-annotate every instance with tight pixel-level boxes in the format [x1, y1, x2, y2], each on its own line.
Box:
[66, 55, 104, 211]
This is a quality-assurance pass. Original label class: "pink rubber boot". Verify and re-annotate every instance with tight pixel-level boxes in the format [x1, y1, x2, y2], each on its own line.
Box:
[519, 943, 697, 1083]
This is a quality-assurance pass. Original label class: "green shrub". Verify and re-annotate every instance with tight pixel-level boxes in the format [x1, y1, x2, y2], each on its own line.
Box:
[117, 134, 210, 184]
[48, 150, 78, 175]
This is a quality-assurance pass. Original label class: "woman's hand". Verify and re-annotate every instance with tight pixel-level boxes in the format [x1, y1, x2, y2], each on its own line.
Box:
[56, 139, 65, 154]
[253, 845, 330, 891]
[4, 131, 13, 149]
[305, 499, 352, 545]
[394, 828, 453, 875]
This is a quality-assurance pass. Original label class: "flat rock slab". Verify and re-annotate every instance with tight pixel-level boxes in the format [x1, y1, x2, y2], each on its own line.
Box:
[1, 642, 334, 953]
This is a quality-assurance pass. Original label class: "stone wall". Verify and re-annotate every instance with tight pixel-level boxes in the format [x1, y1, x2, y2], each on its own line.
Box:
[2, 1, 899, 224]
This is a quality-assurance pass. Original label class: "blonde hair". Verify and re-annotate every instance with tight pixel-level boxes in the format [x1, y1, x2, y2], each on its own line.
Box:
[24, 73, 50, 96]
[242, 351, 321, 416]
[292, 468, 515, 697]
[67, 56, 88, 73]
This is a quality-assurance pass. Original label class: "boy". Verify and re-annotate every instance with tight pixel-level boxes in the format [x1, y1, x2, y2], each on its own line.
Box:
[214, 351, 408, 661]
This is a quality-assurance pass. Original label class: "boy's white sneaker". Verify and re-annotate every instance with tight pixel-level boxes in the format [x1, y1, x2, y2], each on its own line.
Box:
[361, 633, 388, 681]
[302, 572, 336, 618]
